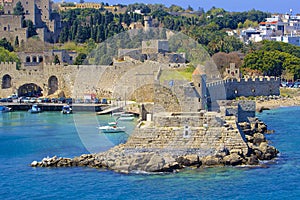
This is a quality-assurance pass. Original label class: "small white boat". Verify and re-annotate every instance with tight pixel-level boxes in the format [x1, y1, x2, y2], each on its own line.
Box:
[0, 106, 12, 113]
[111, 111, 125, 117]
[61, 105, 72, 114]
[28, 104, 41, 113]
[98, 122, 126, 133]
[117, 113, 134, 121]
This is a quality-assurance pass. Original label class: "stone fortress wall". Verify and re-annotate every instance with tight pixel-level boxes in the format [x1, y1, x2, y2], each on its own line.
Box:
[0, 0, 61, 43]
[125, 110, 249, 157]
[207, 76, 281, 100]
[0, 60, 281, 102]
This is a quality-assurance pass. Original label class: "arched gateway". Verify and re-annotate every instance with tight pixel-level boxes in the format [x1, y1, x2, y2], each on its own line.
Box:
[18, 83, 42, 97]
[48, 76, 58, 95]
[2, 74, 12, 89]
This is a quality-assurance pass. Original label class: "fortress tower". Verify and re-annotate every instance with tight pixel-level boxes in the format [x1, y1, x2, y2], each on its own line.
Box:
[192, 65, 207, 111]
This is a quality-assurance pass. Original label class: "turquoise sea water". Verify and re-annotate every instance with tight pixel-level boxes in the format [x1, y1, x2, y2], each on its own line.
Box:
[0, 107, 299, 199]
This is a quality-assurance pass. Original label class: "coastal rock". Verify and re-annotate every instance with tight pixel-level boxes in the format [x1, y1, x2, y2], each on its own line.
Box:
[176, 154, 200, 167]
[253, 133, 266, 145]
[246, 154, 259, 165]
[222, 153, 243, 166]
[31, 161, 38, 167]
[201, 156, 221, 166]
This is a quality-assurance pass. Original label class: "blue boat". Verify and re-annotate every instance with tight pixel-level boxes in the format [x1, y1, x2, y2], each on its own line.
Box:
[0, 105, 12, 113]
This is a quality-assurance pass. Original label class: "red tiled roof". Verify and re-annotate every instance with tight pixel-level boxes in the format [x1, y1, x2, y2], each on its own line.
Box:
[259, 21, 278, 25]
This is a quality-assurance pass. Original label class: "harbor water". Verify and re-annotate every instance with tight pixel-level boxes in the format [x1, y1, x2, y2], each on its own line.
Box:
[0, 107, 299, 199]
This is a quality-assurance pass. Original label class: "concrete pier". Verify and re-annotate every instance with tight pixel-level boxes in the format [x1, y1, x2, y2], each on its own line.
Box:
[0, 103, 105, 112]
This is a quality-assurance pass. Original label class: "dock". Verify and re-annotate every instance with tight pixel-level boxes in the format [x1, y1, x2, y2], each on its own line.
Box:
[0, 102, 107, 112]
[96, 106, 123, 115]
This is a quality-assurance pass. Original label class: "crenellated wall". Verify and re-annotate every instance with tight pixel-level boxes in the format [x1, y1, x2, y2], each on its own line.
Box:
[207, 77, 281, 101]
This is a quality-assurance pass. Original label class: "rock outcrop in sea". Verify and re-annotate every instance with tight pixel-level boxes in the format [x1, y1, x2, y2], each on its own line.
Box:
[31, 111, 279, 173]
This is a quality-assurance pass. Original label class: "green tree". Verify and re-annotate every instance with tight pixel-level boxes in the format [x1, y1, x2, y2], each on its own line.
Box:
[74, 53, 87, 65]
[14, 36, 19, 47]
[53, 55, 60, 65]
[0, 47, 21, 68]
[186, 5, 193, 11]
[13, 1, 24, 15]
[26, 20, 37, 37]
[0, 38, 14, 52]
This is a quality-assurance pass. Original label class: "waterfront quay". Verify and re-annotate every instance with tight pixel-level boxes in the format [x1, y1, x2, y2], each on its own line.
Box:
[0, 102, 107, 112]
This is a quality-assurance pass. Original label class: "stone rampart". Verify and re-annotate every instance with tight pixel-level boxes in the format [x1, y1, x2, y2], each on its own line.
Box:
[125, 113, 248, 157]
[207, 77, 280, 101]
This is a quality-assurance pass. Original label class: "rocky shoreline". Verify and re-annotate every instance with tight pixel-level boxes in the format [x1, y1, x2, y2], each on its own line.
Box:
[256, 96, 300, 112]
[31, 118, 279, 173]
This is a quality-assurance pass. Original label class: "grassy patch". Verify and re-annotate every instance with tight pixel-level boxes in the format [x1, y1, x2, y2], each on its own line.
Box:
[280, 88, 300, 97]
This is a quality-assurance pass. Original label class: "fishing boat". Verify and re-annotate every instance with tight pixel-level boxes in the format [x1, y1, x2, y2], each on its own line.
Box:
[117, 113, 134, 121]
[98, 122, 125, 133]
[28, 104, 41, 113]
[61, 105, 72, 114]
[0, 105, 12, 113]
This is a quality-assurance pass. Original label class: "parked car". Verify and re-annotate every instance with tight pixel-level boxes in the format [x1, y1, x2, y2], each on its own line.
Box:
[18, 96, 26, 103]
[23, 97, 31, 103]
[37, 98, 44, 103]
[51, 98, 58, 103]
[58, 97, 66, 103]
[0, 98, 12, 102]
[293, 82, 300, 88]
[8, 94, 18, 99]
[43, 98, 51, 103]
[65, 98, 73, 104]
[29, 97, 37, 103]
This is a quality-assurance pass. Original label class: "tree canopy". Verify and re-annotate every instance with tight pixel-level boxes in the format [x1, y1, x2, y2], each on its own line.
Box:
[13, 1, 24, 15]
[0, 47, 20, 64]
[242, 41, 300, 80]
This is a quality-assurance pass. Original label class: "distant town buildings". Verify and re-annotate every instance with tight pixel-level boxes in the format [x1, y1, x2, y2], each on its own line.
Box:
[239, 12, 300, 46]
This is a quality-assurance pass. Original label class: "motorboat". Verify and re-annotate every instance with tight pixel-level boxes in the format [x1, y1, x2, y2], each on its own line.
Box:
[98, 122, 125, 133]
[117, 113, 134, 121]
[111, 111, 125, 117]
[0, 105, 12, 113]
[61, 105, 72, 114]
[28, 104, 41, 113]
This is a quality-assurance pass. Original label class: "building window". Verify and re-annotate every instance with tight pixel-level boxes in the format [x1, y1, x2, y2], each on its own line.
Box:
[26, 10, 29, 14]
[38, 56, 43, 63]
[7, 10, 10, 14]
[26, 56, 31, 63]
[251, 88, 255, 93]
[3, 27, 6, 31]
[32, 56, 37, 62]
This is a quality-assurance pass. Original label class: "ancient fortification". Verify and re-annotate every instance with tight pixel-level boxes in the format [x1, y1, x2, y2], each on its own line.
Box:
[0, 0, 61, 43]
[20, 38, 280, 173]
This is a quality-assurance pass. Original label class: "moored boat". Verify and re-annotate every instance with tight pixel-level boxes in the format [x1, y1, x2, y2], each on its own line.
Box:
[98, 122, 126, 133]
[117, 113, 134, 121]
[0, 105, 12, 113]
[61, 105, 72, 114]
[28, 104, 41, 113]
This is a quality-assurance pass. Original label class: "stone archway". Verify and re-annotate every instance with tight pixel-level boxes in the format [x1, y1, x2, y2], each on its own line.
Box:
[2, 74, 12, 89]
[48, 76, 58, 95]
[18, 83, 42, 97]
